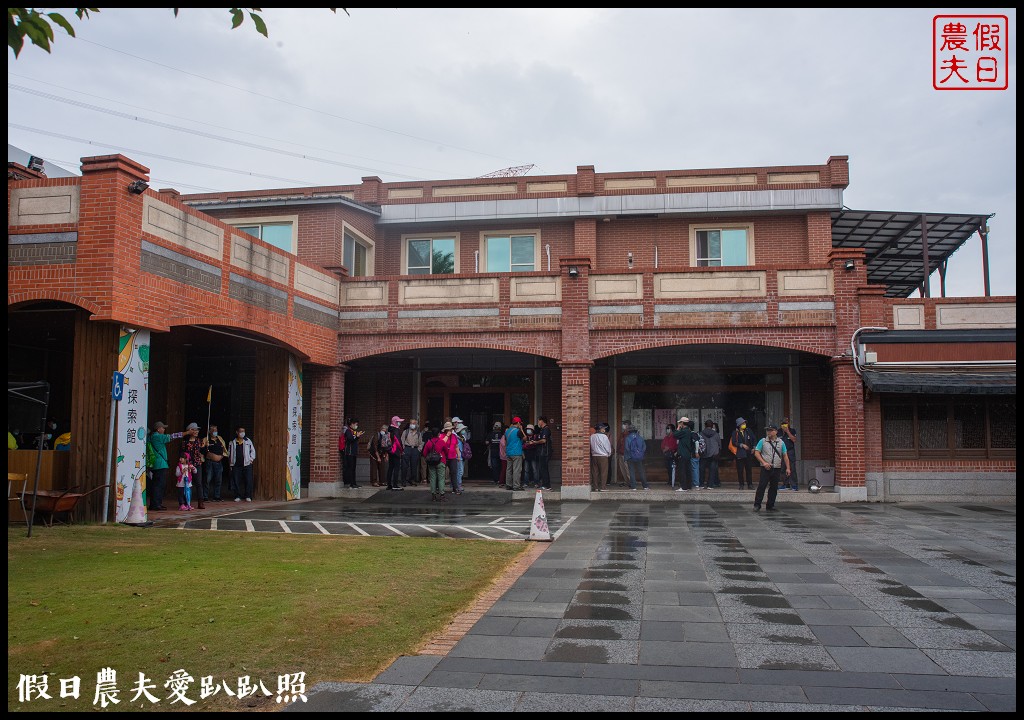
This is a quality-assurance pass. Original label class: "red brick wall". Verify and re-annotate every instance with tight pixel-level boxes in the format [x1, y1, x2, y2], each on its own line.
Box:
[800, 364, 834, 463]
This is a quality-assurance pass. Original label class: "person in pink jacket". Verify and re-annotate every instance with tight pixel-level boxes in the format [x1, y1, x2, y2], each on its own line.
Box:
[424, 421, 459, 502]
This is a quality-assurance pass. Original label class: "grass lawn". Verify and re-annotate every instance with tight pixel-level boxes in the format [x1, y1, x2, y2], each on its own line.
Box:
[8, 525, 526, 712]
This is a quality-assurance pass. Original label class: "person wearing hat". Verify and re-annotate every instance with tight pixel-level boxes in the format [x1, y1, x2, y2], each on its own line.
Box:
[729, 417, 756, 490]
[503, 417, 526, 491]
[147, 421, 187, 511]
[589, 422, 612, 492]
[181, 422, 206, 507]
[486, 421, 504, 485]
[451, 420, 470, 494]
[672, 416, 695, 491]
[385, 415, 405, 491]
[424, 422, 458, 501]
[752, 424, 790, 512]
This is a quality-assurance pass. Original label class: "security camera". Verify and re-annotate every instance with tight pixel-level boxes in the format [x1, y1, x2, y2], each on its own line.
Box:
[567, 266, 580, 278]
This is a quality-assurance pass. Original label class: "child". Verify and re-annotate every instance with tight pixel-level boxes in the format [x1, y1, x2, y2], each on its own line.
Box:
[175, 453, 197, 510]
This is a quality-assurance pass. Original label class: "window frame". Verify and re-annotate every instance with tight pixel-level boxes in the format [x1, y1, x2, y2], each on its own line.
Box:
[480, 229, 542, 274]
[881, 395, 1014, 460]
[689, 222, 755, 267]
[401, 233, 461, 275]
[224, 215, 299, 254]
[342, 223, 375, 277]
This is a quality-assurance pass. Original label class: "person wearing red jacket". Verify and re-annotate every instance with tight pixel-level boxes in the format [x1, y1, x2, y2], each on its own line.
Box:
[424, 421, 459, 502]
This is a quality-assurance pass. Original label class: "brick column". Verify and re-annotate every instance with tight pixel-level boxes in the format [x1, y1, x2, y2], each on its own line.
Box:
[558, 361, 593, 499]
[558, 256, 593, 499]
[307, 364, 347, 496]
[829, 248, 869, 501]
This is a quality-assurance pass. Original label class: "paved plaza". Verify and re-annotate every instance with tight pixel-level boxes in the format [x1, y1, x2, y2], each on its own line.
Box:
[281, 499, 1016, 712]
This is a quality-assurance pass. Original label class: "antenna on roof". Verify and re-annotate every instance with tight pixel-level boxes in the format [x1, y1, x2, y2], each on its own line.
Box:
[478, 164, 535, 178]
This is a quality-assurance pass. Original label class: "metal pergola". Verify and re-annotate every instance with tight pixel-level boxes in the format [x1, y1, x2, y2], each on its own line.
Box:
[831, 210, 992, 298]
[8, 381, 50, 538]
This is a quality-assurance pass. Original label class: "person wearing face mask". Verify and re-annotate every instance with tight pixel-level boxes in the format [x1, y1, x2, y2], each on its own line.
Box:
[401, 418, 424, 486]
[341, 418, 364, 488]
[730, 417, 756, 490]
[201, 424, 229, 501]
[229, 426, 257, 502]
[523, 424, 540, 488]
[367, 424, 390, 488]
[660, 424, 678, 487]
[615, 421, 630, 486]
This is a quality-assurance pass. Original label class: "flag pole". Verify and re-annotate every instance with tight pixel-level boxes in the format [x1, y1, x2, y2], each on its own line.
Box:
[198, 385, 212, 510]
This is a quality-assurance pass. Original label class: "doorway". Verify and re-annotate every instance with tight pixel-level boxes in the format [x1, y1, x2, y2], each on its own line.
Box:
[450, 392, 504, 480]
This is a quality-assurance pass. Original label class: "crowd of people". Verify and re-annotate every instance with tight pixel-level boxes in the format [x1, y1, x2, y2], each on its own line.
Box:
[339, 415, 554, 501]
[339, 411, 798, 508]
[145, 421, 256, 511]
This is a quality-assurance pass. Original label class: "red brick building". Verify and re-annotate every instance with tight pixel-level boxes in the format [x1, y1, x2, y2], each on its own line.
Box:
[7, 153, 1015, 515]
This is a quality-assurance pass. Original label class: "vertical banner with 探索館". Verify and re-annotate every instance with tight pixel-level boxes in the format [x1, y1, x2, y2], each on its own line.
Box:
[115, 326, 150, 523]
[286, 355, 302, 500]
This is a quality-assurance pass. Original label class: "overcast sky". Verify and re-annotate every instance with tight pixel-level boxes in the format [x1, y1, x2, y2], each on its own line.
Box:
[7, 8, 1016, 296]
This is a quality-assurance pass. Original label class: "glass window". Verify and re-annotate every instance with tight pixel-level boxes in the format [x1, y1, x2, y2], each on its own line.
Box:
[881, 397, 1014, 459]
[233, 223, 294, 253]
[343, 232, 368, 277]
[696, 228, 748, 267]
[486, 235, 535, 272]
[407, 237, 455, 275]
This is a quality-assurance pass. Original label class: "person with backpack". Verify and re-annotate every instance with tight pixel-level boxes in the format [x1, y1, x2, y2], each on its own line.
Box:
[504, 417, 526, 491]
[730, 417, 757, 490]
[423, 422, 457, 502]
[687, 420, 702, 491]
[699, 419, 721, 489]
[385, 415, 405, 491]
[753, 424, 791, 512]
[624, 422, 650, 490]
[367, 423, 390, 487]
[340, 417, 363, 489]
[453, 420, 471, 494]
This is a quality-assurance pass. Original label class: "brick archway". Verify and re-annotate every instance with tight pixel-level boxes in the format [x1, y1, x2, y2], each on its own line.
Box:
[7, 292, 102, 316]
[591, 333, 836, 360]
[167, 316, 309, 360]
[340, 333, 562, 364]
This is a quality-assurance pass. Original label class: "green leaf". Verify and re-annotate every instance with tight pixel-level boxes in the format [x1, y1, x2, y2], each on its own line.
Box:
[47, 12, 76, 37]
[230, 9, 243, 29]
[249, 11, 267, 37]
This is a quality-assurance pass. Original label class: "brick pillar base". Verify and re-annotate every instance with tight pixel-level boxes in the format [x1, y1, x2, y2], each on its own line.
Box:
[307, 364, 346, 496]
[558, 361, 592, 499]
[831, 359, 867, 502]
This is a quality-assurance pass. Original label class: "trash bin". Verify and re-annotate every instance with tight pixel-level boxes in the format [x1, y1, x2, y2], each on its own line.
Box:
[815, 466, 835, 488]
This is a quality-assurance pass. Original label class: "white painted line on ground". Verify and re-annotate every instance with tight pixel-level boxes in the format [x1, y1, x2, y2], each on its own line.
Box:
[311, 521, 330, 534]
[347, 522, 370, 536]
[458, 526, 494, 539]
[211, 518, 218, 531]
[381, 523, 407, 537]
[417, 525, 442, 535]
[489, 516, 506, 525]
[244, 520, 255, 532]
[492, 525, 527, 536]
[551, 515, 577, 540]
[279, 520, 292, 533]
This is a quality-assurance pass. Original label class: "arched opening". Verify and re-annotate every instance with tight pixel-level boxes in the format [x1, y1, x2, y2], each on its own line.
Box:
[595, 343, 834, 487]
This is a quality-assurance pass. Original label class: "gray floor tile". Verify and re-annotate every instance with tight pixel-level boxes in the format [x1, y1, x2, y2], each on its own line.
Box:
[826, 647, 946, 674]
[638, 640, 739, 667]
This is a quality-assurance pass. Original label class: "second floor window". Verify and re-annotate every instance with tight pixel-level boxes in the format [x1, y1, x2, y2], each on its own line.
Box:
[236, 222, 294, 253]
[343, 231, 368, 277]
[407, 237, 456, 275]
[485, 234, 536, 273]
[696, 228, 749, 266]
